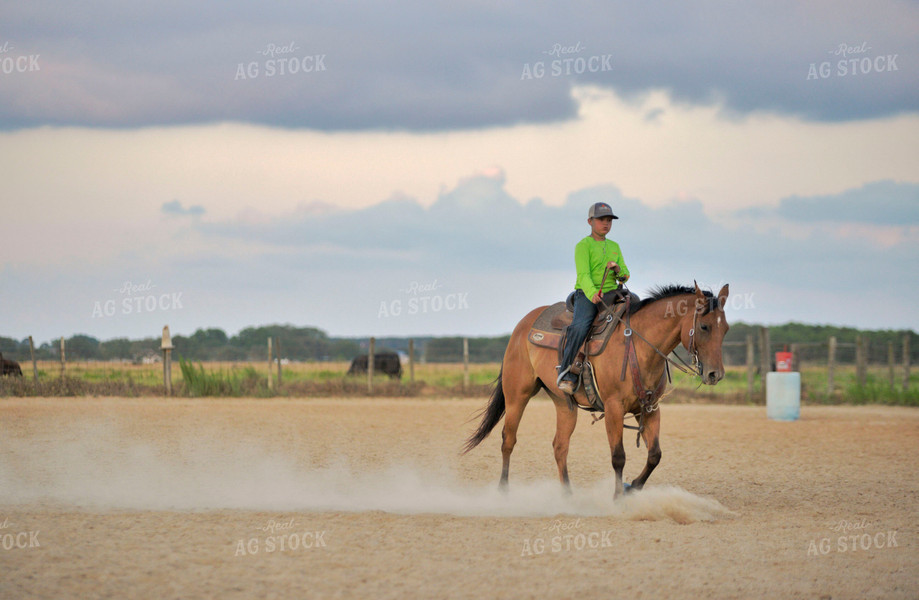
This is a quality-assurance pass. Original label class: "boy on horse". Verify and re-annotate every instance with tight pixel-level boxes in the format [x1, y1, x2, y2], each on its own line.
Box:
[557, 202, 630, 394]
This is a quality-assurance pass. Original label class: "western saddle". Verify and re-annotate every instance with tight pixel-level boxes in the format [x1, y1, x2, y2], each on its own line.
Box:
[527, 288, 638, 357]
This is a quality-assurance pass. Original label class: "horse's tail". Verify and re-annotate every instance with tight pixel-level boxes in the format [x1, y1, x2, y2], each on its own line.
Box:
[462, 368, 506, 454]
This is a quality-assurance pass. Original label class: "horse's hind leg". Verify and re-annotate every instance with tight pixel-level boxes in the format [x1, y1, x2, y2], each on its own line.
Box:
[496, 309, 546, 490]
[500, 388, 532, 489]
[552, 401, 578, 492]
[499, 351, 540, 489]
[629, 408, 661, 491]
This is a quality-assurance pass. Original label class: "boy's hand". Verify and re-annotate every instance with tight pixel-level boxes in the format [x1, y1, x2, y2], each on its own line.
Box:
[591, 291, 603, 304]
[607, 261, 620, 273]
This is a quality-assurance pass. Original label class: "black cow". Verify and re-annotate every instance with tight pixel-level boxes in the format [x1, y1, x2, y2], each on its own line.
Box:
[347, 352, 403, 380]
[0, 352, 23, 377]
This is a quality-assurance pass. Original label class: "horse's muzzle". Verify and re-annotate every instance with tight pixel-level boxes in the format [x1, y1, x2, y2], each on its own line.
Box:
[703, 368, 724, 385]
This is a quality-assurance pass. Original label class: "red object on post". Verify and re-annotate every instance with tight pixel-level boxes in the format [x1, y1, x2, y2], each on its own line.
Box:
[775, 351, 793, 372]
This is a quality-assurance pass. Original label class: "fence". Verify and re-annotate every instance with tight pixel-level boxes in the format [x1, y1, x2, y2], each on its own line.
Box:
[721, 327, 912, 401]
[0, 329, 480, 396]
[2, 326, 914, 400]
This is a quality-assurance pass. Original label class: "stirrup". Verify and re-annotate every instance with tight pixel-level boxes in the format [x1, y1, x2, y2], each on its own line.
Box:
[555, 365, 572, 386]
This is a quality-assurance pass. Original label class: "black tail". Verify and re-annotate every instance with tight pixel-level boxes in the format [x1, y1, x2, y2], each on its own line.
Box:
[462, 369, 506, 454]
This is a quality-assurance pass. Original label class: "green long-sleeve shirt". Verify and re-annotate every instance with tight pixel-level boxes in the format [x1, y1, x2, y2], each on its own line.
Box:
[574, 236, 629, 300]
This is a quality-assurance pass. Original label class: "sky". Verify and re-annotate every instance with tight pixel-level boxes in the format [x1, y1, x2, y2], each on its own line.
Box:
[1, 1, 917, 344]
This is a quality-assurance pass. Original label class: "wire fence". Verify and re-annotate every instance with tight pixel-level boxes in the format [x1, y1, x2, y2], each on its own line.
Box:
[1, 328, 914, 402]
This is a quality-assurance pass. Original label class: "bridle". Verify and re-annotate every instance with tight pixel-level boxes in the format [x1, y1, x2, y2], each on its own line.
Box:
[598, 279, 705, 381]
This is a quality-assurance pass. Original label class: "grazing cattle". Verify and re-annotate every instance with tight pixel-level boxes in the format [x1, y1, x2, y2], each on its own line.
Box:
[347, 352, 403, 380]
[0, 352, 23, 377]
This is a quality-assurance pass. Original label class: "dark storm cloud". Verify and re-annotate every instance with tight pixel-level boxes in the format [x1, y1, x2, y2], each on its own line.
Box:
[0, 1, 916, 130]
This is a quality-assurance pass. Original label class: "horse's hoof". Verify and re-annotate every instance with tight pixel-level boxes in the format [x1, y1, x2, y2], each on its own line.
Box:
[623, 482, 633, 494]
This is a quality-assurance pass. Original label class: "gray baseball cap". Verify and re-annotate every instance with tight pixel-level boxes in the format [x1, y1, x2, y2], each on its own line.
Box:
[588, 202, 618, 219]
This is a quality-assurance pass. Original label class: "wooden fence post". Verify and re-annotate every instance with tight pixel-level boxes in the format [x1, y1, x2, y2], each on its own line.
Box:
[759, 327, 770, 390]
[368, 337, 375, 394]
[790, 343, 799, 372]
[904, 334, 911, 392]
[161, 326, 174, 396]
[28, 335, 38, 384]
[888, 341, 896, 389]
[60, 336, 66, 379]
[267, 337, 274, 391]
[827, 336, 837, 395]
[408, 339, 415, 383]
[275, 337, 282, 389]
[855, 335, 866, 388]
[745, 334, 754, 402]
[463, 338, 470, 392]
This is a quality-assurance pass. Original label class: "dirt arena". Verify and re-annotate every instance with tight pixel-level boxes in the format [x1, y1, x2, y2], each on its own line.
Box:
[0, 396, 916, 599]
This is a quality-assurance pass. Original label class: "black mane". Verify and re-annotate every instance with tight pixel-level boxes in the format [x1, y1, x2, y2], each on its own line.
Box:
[637, 284, 717, 313]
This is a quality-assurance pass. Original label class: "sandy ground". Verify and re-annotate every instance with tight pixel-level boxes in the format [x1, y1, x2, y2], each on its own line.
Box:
[0, 395, 916, 599]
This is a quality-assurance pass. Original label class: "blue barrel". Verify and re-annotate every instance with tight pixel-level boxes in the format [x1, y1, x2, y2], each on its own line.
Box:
[766, 372, 800, 421]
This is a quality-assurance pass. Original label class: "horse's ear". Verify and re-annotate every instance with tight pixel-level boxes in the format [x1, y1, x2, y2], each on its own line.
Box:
[717, 284, 729, 310]
[693, 280, 706, 313]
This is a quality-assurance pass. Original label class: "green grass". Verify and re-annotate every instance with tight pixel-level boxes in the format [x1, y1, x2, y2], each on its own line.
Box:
[178, 357, 270, 397]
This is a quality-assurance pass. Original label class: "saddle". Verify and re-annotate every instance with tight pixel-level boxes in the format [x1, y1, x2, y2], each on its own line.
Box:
[527, 289, 637, 356]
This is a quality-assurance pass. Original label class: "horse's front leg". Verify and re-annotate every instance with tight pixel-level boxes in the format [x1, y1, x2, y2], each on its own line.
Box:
[629, 407, 661, 491]
[552, 400, 578, 493]
[603, 400, 626, 499]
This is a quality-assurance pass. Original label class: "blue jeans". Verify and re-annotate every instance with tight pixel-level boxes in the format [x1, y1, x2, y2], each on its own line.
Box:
[560, 290, 597, 376]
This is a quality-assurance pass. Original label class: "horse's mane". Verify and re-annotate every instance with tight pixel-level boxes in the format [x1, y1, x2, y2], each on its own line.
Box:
[636, 284, 717, 313]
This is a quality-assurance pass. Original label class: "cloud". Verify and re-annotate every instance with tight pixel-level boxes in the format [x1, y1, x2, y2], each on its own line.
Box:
[162, 200, 205, 216]
[193, 173, 918, 301]
[197, 171, 581, 270]
[1, 2, 916, 130]
[773, 180, 919, 225]
[3, 170, 918, 341]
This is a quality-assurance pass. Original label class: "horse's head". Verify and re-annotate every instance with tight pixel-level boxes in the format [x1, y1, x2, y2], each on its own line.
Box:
[680, 282, 730, 385]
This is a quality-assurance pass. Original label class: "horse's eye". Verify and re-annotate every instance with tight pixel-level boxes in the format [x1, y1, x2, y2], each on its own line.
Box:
[700, 324, 710, 332]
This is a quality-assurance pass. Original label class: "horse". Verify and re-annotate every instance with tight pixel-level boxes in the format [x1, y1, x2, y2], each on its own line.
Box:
[464, 282, 730, 498]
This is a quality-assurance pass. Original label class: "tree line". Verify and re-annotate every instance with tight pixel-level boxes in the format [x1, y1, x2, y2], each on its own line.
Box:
[0, 325, 360, 363]
[1, 322, 915, 365]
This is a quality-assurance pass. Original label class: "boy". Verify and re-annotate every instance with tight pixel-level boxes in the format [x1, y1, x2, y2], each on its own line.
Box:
[557, 202, 630, 394]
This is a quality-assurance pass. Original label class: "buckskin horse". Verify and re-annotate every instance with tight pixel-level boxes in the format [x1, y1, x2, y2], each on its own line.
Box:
[464, 282, 730, 498]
